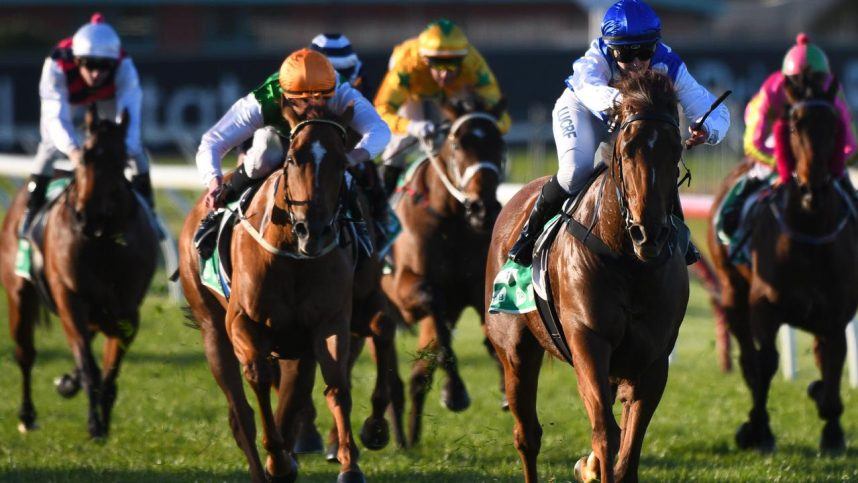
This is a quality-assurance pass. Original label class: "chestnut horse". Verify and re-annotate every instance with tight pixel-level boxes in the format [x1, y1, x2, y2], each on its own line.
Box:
[381, 96, 506, 446]
[178, 104, 365, 482]
[486, 71, 688, 482]
[0, 107, 158, 438]
[706, 75, 858, 453]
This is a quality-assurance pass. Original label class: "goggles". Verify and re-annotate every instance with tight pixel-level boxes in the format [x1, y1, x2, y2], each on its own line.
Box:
[426, 56, 464, 72]
[77, 57, 118, 71]
[610, 43, 656, 63]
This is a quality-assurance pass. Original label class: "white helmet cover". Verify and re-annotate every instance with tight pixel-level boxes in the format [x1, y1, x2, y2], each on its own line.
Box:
[72, 22, 121, 59]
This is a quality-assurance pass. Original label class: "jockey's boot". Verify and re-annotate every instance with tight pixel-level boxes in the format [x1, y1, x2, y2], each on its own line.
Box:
[382, 164, 404, 198]
[722, 175, 765, 237]
[131, 173, 155, 208]
[672, 191, 700, 265]
[194, 165, 254, 258]
[18, 174, 51, 238]
[508, 176, 570, 266]
[347, 180, 373, 255]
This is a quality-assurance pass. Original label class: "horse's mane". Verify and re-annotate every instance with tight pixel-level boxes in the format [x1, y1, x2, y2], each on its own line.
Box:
[614, 70, 678, 120]
[298, 104, 344, 124]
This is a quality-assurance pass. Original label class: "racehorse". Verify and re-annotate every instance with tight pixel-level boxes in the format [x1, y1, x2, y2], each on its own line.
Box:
[381, 95, 507, 446]
[486, 70, 688, 482]
[0, 106, 158, 438]
[706, 74, 858, 453]
[178, 102, 365, 482]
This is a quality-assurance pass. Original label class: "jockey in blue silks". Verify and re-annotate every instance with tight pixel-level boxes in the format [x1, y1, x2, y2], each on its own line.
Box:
[508, 0, 730, 266]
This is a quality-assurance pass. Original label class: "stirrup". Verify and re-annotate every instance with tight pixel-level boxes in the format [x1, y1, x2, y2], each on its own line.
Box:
[194, 212, 221, 259]
[508, 234, 536, 266]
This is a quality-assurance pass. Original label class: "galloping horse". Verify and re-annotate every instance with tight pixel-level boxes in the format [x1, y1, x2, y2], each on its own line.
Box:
[178, 103, 365, 482]
[382, 95, 506, 446]
[486, 71, 688, 482]
[706, 74, 858, 453]
[0, 107, 158, 438]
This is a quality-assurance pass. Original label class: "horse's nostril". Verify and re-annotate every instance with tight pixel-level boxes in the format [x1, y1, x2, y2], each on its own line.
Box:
[294, 221, 309, 238]
[629, 224, 647, 245]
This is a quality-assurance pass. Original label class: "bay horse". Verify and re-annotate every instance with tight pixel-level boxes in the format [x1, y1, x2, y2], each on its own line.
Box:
[486, 70, 688, 482]
[0, 107, 158, 438]
[381, 95, 507, 446]
[706, 74, 858, 453]
[178, 102, 365, 482]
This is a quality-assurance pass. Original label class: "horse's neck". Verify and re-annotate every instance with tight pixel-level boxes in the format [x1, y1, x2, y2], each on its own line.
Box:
[256, 173, 295, 248]
[783, 179, 841, 227]
[580, 170, 628, 254]
[423, 154, 459, 217]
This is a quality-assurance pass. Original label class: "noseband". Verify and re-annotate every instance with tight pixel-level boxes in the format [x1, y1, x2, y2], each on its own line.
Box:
[611, 111, 680, 238]
[425, 112, 503, 205]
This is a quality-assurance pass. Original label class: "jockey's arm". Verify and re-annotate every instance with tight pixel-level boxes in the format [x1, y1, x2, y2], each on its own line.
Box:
[743, 74, 779, 166]
[467, 50, 512, 134]
[835, 86, 858, 163]
[334, 84, 391, 162]
[373, 69, 412, 136]
[674, 63, 730, 145]
[195, 94, 265, 187]
[39, 58, 80, 157]
[568, 41, 622, 121]
[114, 58, 149, 171]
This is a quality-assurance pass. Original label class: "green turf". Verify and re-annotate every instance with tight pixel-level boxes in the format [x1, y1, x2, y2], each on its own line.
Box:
[0, 227, 856, 482]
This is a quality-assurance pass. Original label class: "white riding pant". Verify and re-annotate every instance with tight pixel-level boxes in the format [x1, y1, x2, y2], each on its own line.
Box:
[33, 99, 149, 177]
[242, 126, 286, 179]
[552, 88, 610, 195]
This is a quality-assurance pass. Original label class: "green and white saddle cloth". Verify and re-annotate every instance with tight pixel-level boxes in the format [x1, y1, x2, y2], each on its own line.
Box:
[489, 259, 537, 314]
[15, 178, 72, 279]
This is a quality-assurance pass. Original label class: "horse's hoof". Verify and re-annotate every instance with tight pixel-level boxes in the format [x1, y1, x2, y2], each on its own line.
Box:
[735, 421, 775, 453]
[501, 394, 510, 411]
[293, 425, 324, 454]
[264, 455, 298, 483]
[325, 443, 339, 463]
[820, 422, 846, 455]
[440, 380, 471, 412]
[18, 406, 38, 433]
[54, 374, 81, 399]
[359, 416, 390, 450]
[17, 421, 39, 434]
[807, 380, 824, 402]
[337, 470, 366, 483]
[573, 456, 599, 482]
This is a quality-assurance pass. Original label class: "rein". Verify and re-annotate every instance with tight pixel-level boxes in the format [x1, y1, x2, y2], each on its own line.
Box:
[237, 118, 347, 259]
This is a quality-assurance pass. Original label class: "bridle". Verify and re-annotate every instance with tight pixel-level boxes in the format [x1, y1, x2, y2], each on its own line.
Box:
[423, 112, 503, 204]
[610, 111, 680, 240]
[237, 118, 349, 259]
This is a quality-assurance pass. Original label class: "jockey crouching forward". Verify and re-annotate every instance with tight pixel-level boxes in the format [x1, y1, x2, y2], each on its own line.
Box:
[718, 33, 858, 243]
[194, 48, 390, 256]
[21, 14, 154, 237]
[374, 18, 511, 196]
[507, 0, 730, 266]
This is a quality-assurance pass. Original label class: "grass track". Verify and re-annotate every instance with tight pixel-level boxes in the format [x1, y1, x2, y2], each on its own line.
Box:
[0, 221, 857, 482]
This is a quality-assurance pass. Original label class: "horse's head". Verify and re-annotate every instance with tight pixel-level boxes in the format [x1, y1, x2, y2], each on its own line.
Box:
[74, 105, 133, 237]
[612, 70, 682, 262]
[783, 72, 841, 210]
[437, 93, 507, 232]
[278, 100, 352, 257]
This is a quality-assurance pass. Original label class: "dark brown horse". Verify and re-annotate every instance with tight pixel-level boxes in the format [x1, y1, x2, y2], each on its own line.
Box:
[0, 107, 158, 438]
[706, 74, 858, 453]
[179, 102, 366, 482]
[381, 96, 507, 446]
[486, 71, 688, 482]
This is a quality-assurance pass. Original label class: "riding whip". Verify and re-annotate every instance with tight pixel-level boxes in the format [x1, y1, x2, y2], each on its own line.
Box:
[686, 90, 732, 150]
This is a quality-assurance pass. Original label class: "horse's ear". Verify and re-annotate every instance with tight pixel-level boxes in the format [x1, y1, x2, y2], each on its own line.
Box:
[342, 100, 355, 124]
[281, 100, 300, 129]
[85, 104, 99, 131]
[825, 76, 839, 102]
[490, 97, 508, 119]
[120, 109, 130, 134]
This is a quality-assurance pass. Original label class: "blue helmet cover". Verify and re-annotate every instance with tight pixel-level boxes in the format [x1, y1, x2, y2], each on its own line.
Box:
[601, 0, 662, 46]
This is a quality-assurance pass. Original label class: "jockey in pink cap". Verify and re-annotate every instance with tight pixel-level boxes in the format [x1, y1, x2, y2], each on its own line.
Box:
[717, 33, 858, 250]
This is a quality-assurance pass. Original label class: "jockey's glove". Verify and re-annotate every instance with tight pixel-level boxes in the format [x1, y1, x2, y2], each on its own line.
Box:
[407, 120, 436, 140]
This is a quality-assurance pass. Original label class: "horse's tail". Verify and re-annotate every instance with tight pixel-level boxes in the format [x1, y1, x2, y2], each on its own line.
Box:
[690, 252, 732, 372]
[181, 305, 201, 330]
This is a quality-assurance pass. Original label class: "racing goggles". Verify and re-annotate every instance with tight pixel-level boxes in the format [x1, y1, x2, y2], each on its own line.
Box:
[610, 43, 656, 63]
[77, 57, 118, 71]
[426, 56, 464, 72]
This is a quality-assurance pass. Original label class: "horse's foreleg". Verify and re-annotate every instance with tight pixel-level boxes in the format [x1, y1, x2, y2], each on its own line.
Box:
[325, 334, 364, 462]
[570, 327, 620, 483]
[498, 324, 544, 483]
[809, 334, 847, 454]
[8, 287, 40, 433]
[315, 327, 363, 480]
[274, 355, 317, 458]
[99, 316, 138, 435]
[613, 356, 669, 483]
[437, 314, 470, 413]
[408, 315, 441, 447]
[229, 310, 293, 481]
[360, 311, 394, 451]
[201, 324, 268, 483]
[734, 302, 779, 452]
[387, 338, 407, 449]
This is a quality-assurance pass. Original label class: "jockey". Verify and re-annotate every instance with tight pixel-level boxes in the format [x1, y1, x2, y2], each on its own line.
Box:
[374, 18, 512, 196]
[310, 33, 366, 93]
[723, 32, 858, 233]
[507, 0, 730, 266]
[193, 48, 390, 253]
[21, 13, 153, 236]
